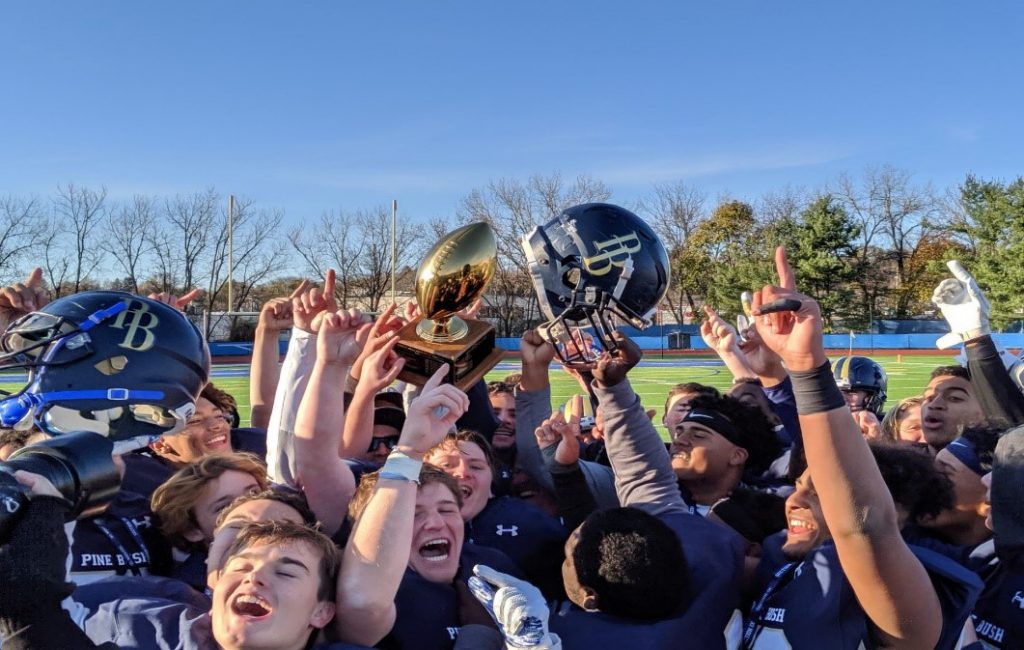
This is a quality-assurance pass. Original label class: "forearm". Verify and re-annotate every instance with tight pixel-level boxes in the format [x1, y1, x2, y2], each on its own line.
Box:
[542, 446, 599, 530]
[593, 379, 686, 515]
[340, 386, 375, 459]
[716, 347, 757, 380]
[335, 479, 415, 645]
[295, 359, 356, 535]
[966, 335, 1024, 427]
[514, 385, 556, 493]
[249, 325, 283, 430]
[266, 330, 317, 484]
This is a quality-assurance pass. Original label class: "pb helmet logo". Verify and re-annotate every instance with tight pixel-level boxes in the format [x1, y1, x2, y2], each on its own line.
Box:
[111, 300, 160, 352]
[582, 232, 642, 277]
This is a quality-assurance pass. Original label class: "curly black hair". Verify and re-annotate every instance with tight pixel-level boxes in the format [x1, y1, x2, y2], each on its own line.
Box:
[869, 443, 954, 523]
[573, 507, 689, 620]
[959, 425, 1002, 473]
[683, 393, 783, 476]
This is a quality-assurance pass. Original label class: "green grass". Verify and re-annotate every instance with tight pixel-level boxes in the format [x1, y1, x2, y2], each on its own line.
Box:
[1, 353, 953, 441]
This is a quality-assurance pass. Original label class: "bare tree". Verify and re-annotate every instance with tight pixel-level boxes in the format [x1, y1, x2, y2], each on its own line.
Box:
[0, 196, 45, 283]
[161, 189, 218, 292]
[835, 166, 938, 319]
[639, 181, 706, 323]
[288, 210, 364, 307]
[458, 173, 612, 335]
[43, 184, 107, 296]
[352, 206, 419, 313]
[103, 195, 155, 294]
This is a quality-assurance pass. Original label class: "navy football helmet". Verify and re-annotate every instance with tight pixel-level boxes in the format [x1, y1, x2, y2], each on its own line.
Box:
[0, 291, 210, 451]
[833, 355, 888, 415]
[522, 203, 670, 365]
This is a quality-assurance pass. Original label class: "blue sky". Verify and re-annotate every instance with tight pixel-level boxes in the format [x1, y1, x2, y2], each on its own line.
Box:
[2, 1, 1021, 224]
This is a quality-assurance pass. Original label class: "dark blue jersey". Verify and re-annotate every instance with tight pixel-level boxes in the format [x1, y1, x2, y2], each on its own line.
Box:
[68, 489, 172, 584]
[747, 536, 982, 649]
[550, 510, 746, 650]
[466, 496, 568, 598]
[971, 555, 1024, 649]
[386, 544, 521, 650]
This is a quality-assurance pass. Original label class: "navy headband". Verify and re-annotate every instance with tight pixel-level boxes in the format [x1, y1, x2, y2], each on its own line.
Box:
[946, 436, 985, 476]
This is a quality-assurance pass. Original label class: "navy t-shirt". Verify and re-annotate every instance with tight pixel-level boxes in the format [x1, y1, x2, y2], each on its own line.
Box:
[68, 489, 172, 584]
[747, 534, 982, 649]
[384, 543, 521, 650]
[549, 510, 746, 650]
[466, 496, 567, 598]
[971, 555, 1024, 649]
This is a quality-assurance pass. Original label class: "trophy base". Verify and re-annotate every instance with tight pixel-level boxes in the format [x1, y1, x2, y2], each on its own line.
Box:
[395, 317, 505, 390]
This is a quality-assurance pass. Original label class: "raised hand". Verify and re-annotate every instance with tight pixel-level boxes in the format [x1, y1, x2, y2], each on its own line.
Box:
[468, 564, 558, 649]
[853, 409, 882, 440]
[402, 301, 421, 324]
[700, 305, 740, 354]
[148, 288, 202, 311]
[592, 332, 642, 387]
[521, 328, 556, 368]
[257, 282, 305, 332]
[458, 297, 484, 321]
[0, 268, 48, 333]
[314, 308, 372, 367]
[534, 395, 583, 465]
[398, 365, 469, 458]
[932, 260, 991, 347]
[357, 335, 406, 394]
[751, 247, 826, 372]
[293, 270, 337, 333]
[351, 303, 405, 381]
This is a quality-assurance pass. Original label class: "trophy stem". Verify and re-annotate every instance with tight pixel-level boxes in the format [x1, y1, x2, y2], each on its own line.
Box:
[416, 315, 469, 343]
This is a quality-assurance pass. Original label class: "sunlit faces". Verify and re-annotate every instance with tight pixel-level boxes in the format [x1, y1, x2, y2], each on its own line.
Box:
[921, 376, 984, 449]
[921, 450, 988, 535]
[489, 391, 516, 450]
[207, 499, 306, 590]
[409, 482, 465, 584]
[212, 540, 334, 650]
[781, 471, 831, 560]
[897, 406, 924, 444]
[669, 421, 746, 486]
[425, 441, 494, 520]
[186, 470, 262, 544]
[367, 424, 399, 465]
[155, 397, 233, 462]
[663, 392, 699, 433]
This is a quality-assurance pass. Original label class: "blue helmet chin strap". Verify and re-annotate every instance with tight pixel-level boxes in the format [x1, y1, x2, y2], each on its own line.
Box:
[0, 388, 167, 428]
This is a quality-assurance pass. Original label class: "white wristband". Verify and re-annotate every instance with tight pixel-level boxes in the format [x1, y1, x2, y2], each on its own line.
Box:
[380, 448, 423, 483]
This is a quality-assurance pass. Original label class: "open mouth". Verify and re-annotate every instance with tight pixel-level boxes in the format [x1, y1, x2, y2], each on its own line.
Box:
[231, 593, 272, 619]
[787, 518, 816, 536]
[459, 485, 473, 500]
[418, 538, 451, 562]
[206, 433, 229, 448]
[922, 416, 944, 430]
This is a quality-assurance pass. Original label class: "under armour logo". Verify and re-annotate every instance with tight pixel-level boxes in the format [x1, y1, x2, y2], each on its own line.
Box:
[495, 525, 519, 537]
[2, 495, 20, 514]
[581, 232, 642, 277]
[1012, 591, 1024, 609]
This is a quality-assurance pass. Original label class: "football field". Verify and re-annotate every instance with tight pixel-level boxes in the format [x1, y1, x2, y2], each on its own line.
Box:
[0, 353, 949, 442]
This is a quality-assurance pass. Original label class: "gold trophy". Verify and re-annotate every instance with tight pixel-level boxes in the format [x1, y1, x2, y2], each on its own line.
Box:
[394, 222, 505, 389]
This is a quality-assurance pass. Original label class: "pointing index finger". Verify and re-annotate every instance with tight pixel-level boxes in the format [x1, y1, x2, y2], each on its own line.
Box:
[289, 278, 311, 300]
[775, 246, 795, 291]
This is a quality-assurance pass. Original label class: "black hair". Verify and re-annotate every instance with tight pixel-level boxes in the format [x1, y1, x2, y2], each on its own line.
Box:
[869, 443, 954, 523]
[664, 383, 721, 414]
[710, 487, 787, 543]
[573, 507, 689, 620]
[931, 365, 971, 381]
[684, 394, 783, 476]
[960, 424, 1002, 473]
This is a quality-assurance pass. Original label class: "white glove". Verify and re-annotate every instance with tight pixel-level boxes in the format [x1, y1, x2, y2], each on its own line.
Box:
[468, 564, 561, 650]
[932, 260, 990, 348]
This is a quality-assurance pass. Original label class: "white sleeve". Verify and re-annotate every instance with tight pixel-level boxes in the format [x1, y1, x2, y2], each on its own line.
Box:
[265, 329, 317, 485]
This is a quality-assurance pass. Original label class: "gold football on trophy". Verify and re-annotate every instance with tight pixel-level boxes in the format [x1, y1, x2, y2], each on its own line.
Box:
[415, 222, 497, 342]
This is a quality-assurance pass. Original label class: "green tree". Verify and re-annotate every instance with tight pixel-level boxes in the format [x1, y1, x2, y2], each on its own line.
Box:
[789, 195, 859, 330]
[951, 175, 1024, 329]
